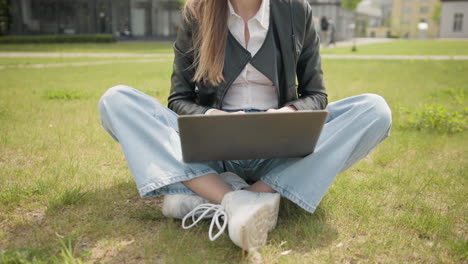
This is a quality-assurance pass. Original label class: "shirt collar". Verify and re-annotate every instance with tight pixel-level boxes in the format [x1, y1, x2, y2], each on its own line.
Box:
[228, 0, 270, 29]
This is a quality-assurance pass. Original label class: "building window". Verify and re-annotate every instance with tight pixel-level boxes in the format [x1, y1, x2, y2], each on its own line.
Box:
[420, 6, 429, 14]
[403, 17, 411, 24]
[420, 0, 428, 2]
[453, 13, 464, 32]
[404, 6, 412, 14]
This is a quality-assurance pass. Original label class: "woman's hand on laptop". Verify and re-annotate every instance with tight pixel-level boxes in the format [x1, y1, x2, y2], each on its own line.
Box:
[266, 106, 297, 113]
[207, 109, 246, 115]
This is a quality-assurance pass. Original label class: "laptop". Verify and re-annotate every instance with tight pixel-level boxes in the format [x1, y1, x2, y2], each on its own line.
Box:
[177, 110, 328, 162]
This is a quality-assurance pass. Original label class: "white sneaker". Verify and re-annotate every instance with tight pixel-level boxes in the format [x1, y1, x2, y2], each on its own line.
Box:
[162, 193, 208, 220]
[182, 190, 280, 251]
[162, 172, 249, 219]
[221, 190, 280, 251]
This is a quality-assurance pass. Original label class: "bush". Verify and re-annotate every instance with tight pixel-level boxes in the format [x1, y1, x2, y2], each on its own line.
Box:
[402, 103, 467, 133]
[0, 34, 116, 44]
[46, 90, 82, 100]
[398, 88, 466, 134]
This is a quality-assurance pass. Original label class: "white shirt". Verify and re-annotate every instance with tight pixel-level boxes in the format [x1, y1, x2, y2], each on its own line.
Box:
[206, 0, 277, 113]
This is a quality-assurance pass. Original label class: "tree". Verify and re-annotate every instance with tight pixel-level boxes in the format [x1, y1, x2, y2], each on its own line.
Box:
[178, 0, 185, 10]
[432, 2, 442, 24]
[342, 0, 362, 11]
[0, 0, 11, 35]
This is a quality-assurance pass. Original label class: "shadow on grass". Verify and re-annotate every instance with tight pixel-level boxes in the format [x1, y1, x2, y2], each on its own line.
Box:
[4, 181, 338, 263]
[274, 198, 338, 250]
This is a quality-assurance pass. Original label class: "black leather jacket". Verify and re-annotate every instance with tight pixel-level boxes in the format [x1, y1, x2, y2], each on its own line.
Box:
[168, 0, 327, 115]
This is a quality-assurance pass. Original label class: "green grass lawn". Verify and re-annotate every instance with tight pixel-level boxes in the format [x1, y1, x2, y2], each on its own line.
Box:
[0, 46, 467, 263]
[0, 42, 174, 53]
[321, 40, 468, 56]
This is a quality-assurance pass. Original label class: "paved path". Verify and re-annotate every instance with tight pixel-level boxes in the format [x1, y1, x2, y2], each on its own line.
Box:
[0, 38, 393, 58]
[0, 52, 172, 58]
[1, 37, 467, 66]
[321, 37, 396, 48]
[0, 59, 168, 70]
[1, 52, 467, 62]
[322, 55, 468, 60]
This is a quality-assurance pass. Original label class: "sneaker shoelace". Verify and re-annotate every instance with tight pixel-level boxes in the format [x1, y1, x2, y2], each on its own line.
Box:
[181, 203, 228, 241]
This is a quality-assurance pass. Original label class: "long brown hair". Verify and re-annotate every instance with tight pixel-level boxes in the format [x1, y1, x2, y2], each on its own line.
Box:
[183, 0, 228, 86]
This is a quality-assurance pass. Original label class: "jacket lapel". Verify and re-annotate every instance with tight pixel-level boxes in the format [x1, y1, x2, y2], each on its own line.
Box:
[218, 31, 251, 106]
[270, 0, 296, 88]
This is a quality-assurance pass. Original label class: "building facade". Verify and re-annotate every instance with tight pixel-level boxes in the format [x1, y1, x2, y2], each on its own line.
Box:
[439, 0, 468, 37]
[128, 0, 181, 38]
[10, 0, 181, 38]
[356, 0, 391, 37]
[9, 0, 355, 41]
[308, 0, 356, 41]
[391, 0, 440, 38]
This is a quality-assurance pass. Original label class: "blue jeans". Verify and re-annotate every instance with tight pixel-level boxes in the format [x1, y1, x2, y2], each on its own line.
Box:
[98, 85, 392, 213]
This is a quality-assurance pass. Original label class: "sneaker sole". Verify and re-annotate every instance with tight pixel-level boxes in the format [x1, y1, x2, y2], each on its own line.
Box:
[240, 194, 280, 251]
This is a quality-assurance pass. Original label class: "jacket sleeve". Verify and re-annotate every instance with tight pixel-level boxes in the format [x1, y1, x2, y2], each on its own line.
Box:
[167, 17, 210, 115]
[286, 2, 328, 111]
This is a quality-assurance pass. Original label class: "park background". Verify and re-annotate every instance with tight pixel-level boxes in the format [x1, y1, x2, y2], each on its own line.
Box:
[0, 0, 467, 263]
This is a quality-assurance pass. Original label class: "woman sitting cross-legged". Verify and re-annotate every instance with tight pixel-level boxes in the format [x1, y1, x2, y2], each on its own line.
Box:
[98, 0, 392, 252]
